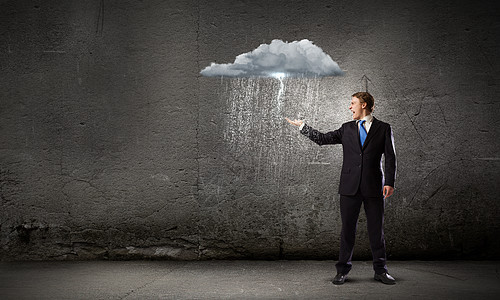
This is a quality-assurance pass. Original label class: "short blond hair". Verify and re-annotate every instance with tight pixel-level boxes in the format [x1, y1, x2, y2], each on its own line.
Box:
[352, 92, 374, 112]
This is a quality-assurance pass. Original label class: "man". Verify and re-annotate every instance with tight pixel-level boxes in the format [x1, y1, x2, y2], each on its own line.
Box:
[285, 92, 397, 285]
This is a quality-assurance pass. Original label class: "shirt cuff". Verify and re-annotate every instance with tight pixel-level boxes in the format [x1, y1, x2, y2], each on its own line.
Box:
[299, 122, 305, 130]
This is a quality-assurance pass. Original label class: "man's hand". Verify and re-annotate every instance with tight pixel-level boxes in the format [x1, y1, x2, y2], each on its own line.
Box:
[383, 185, 394, 199]
[285, 117, 304, 127]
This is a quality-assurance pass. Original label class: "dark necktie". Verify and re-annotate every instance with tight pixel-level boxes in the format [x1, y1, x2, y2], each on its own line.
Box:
[359, 120, 367, 146]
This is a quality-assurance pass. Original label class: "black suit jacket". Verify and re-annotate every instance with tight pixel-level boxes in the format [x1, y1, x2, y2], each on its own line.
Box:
[300, 117, 396, 197]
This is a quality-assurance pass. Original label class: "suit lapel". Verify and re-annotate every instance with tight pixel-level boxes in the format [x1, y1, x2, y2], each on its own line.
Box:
[362, 117, 381, 151]
[351, 121, 362, 151]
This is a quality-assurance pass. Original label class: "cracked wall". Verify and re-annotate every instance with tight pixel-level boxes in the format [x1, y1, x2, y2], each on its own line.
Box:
[1, 0, 499, 260]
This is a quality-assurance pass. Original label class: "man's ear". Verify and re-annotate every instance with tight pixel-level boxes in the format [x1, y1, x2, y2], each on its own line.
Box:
[361, 102, 367, 109]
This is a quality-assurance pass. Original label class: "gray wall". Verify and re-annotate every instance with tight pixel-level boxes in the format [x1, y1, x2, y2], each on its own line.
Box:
[1, 0, 498, 260]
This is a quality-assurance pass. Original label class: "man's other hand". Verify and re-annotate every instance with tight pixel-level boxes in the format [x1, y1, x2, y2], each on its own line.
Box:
[383, 185, 394, 199]
[285, 117, 304, 127]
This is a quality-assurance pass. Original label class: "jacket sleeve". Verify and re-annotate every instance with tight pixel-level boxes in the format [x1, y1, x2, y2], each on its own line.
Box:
[384, 124, 397, 187]
[300, 123, 342, 146]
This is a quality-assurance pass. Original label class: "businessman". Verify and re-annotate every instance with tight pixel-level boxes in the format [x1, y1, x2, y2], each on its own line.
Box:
[285, 92, 396, 285]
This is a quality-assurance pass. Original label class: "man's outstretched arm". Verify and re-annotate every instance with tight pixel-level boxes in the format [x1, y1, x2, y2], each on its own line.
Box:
[285, 117, 342, 146]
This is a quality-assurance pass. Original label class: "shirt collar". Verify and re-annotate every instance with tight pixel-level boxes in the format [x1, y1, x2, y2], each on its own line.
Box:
[357, 114, 373, 124]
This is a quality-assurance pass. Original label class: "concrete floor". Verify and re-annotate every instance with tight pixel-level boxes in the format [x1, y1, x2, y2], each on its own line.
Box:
[0, 260, 499, 299]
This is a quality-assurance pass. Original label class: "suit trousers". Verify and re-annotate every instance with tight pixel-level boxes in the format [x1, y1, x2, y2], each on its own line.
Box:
[335, 190, 388, 275]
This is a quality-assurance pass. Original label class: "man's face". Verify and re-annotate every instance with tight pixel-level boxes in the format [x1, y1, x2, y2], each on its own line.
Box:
[349, 96, 367, 120]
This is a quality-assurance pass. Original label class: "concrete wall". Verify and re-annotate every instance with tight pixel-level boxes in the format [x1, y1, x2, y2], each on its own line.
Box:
[1, 0, 498, 260]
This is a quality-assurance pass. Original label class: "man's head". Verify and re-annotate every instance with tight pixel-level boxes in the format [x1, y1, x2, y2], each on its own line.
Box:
[349, 92, 374, 120]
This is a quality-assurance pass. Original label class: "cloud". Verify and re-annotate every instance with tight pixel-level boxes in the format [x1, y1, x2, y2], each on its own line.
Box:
[200, 39, 344, 78]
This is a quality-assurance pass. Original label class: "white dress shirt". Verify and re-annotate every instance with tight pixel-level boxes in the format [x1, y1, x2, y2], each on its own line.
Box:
[299, 114, 374, 133]
[357, 114, 373, 133]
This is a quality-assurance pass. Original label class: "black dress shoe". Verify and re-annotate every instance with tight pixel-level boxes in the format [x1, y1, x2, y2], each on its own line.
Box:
[332, 273, 347, 285]
[374, 272, 396, 284]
